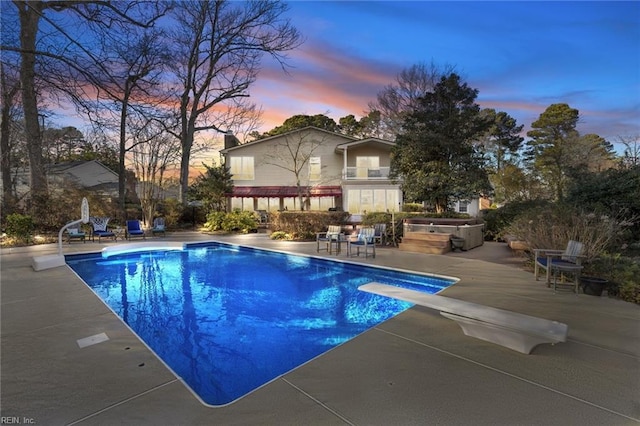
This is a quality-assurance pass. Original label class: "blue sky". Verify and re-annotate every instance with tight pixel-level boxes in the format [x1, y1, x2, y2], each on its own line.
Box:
[253, 1, 639, 148]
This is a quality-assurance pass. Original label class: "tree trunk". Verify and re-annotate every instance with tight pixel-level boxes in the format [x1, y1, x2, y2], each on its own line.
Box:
[179, 108, 196, 205]
[118, 80, 131, 220]
[18, 1, 49, 214]
[0, 63, 18, 213]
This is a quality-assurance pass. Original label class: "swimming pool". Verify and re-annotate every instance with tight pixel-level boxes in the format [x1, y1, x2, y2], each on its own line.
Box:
[66, 241, 457, 406]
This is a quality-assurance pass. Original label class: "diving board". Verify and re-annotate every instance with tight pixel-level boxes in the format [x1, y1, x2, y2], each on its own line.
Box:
[358, 283, 568, 354]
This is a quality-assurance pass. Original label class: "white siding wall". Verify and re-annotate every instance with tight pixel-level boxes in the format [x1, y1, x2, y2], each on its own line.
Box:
[453, 199, 481, 217]
[225, 130, 347, 186]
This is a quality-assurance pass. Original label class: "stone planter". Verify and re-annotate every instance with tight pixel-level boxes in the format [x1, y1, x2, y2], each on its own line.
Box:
[580, 276, 609, 296]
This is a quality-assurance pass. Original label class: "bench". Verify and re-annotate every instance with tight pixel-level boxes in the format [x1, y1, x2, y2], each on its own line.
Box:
[358, 283, 568, 354]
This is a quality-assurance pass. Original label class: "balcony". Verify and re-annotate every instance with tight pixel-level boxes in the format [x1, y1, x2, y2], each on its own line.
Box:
[344, 167, 390, 180]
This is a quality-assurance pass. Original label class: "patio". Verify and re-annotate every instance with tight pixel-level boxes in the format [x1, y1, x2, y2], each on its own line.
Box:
[1, 233, 638, 425]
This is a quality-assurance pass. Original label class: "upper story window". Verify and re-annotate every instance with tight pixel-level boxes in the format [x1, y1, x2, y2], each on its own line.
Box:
[356, 156, 379, 178]
[309, 157, 321, 181]
[229, 156, 254, 180]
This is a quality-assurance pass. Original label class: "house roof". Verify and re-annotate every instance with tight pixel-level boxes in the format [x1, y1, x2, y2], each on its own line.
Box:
[335, 138, 395, 152]
[48, 160, 117, 176]
[227, 186, 342, 198]
[219, 126, 357, 154]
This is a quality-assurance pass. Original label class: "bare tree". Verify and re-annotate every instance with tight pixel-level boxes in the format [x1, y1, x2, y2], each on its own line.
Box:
[83, 28, 171, 217]
[6, 0, 167, 219]
[368, 61, 456, 139]
[14, 1, 48, 214]
[165, 0, 302, 204]
[129, 121, 181, 225]
[261, 129, 328, 210]
[618, 134, 640, 168]
[0, 60, 22, 213]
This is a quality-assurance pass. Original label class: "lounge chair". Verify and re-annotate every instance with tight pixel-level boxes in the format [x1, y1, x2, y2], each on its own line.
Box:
[89, 217, 116, 242]
[66, 226, 86, 244]
[534, 240, 584, 286]
[316, 225, 343, 253]
[152, 217, 166, 237]
[125, 220, 146, 240]
[348, 227, 376, 258]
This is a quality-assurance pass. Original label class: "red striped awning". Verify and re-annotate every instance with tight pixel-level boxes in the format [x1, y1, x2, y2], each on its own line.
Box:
[227, 186, 341, 198]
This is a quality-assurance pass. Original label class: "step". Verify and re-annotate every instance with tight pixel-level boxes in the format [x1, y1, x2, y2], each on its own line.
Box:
[398, 242, 451, 255]
[401, 239, 451, 249]
[403, 232, 453, 242]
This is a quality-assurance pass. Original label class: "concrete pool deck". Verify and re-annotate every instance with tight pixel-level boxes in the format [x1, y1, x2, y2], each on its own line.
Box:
[1, 232, 638, 425]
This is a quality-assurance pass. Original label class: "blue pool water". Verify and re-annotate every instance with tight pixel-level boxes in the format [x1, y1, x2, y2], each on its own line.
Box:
[66, 242, 456, 406]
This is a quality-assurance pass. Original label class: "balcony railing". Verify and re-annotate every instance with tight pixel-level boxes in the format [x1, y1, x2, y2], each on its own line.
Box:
[344, 167, 390, 180]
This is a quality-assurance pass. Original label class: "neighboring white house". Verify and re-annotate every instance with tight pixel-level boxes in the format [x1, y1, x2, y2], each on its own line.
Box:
[48, 160, 119, 197]
[451, 198, 491, 217]
[219, 127, 403, 214]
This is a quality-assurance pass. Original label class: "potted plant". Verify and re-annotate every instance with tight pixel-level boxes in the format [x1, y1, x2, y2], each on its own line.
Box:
[580, 276, 609, 296]
[581, 256, 612, 297]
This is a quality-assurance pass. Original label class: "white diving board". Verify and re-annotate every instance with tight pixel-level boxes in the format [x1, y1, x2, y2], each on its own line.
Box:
[358, 283, 568, 354]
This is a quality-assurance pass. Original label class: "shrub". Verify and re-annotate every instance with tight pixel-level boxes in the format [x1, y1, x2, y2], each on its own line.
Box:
[204, 211, 227, 231]
[402, 203, 423, 212]
[222, 210, 258, 233]
[586, 253, 640, 304]
[269, 231, 292, 240]
[269, 211, 350, 240]
[361, 212, 392, 226]
[482, 200, 550, 241]
[361, 211, 416, 246]
[203, 210, 257, 234]
[161, 198, 185, 229]
[5, 213, 34, 243]
[504, 203, 630, 263]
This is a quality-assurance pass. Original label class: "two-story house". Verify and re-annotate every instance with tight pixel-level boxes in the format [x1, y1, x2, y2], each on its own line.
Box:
[219, 127, 402, 214]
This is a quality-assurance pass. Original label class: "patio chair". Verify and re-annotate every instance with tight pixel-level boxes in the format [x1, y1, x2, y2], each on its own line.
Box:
[125, 220, 146, 240]
[255, 210, 268, 224]
[316, 225, 343, 253]
[89, 217, 116, 242]
[373, 223, 387, 246]
[66, 226, 86, 244]
[348, 227, 376, 258]
[534, 240, 584, 284]
[152, 217, 166, 237]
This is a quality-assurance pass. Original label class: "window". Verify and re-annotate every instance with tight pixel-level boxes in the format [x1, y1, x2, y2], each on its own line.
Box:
[356, 156, 379, 178]
[229, 157, 254, 180]
[458, 200, 469, 213]
[309, 157, 321, 181]
[347, 189, 399, 214]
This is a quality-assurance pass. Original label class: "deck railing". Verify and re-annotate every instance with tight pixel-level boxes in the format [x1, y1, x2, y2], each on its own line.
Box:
[344, 166, 390, 180]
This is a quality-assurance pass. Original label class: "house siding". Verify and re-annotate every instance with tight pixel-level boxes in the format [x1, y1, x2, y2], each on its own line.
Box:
[225, 130, 347, 186]
[220, 127, 402, 214]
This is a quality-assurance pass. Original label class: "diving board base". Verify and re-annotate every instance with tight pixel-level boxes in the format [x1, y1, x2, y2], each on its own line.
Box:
[439, 312, 551, 355]
[32, 254, 66, 271]
[358, 283, 568, 355]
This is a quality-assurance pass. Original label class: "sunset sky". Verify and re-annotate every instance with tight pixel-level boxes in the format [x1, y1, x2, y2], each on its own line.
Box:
[251, 1, 639, 148]
[25, 1, 638, 153]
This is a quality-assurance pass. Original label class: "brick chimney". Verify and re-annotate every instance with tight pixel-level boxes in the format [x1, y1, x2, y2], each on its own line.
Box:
[224, 131, 239, 149]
